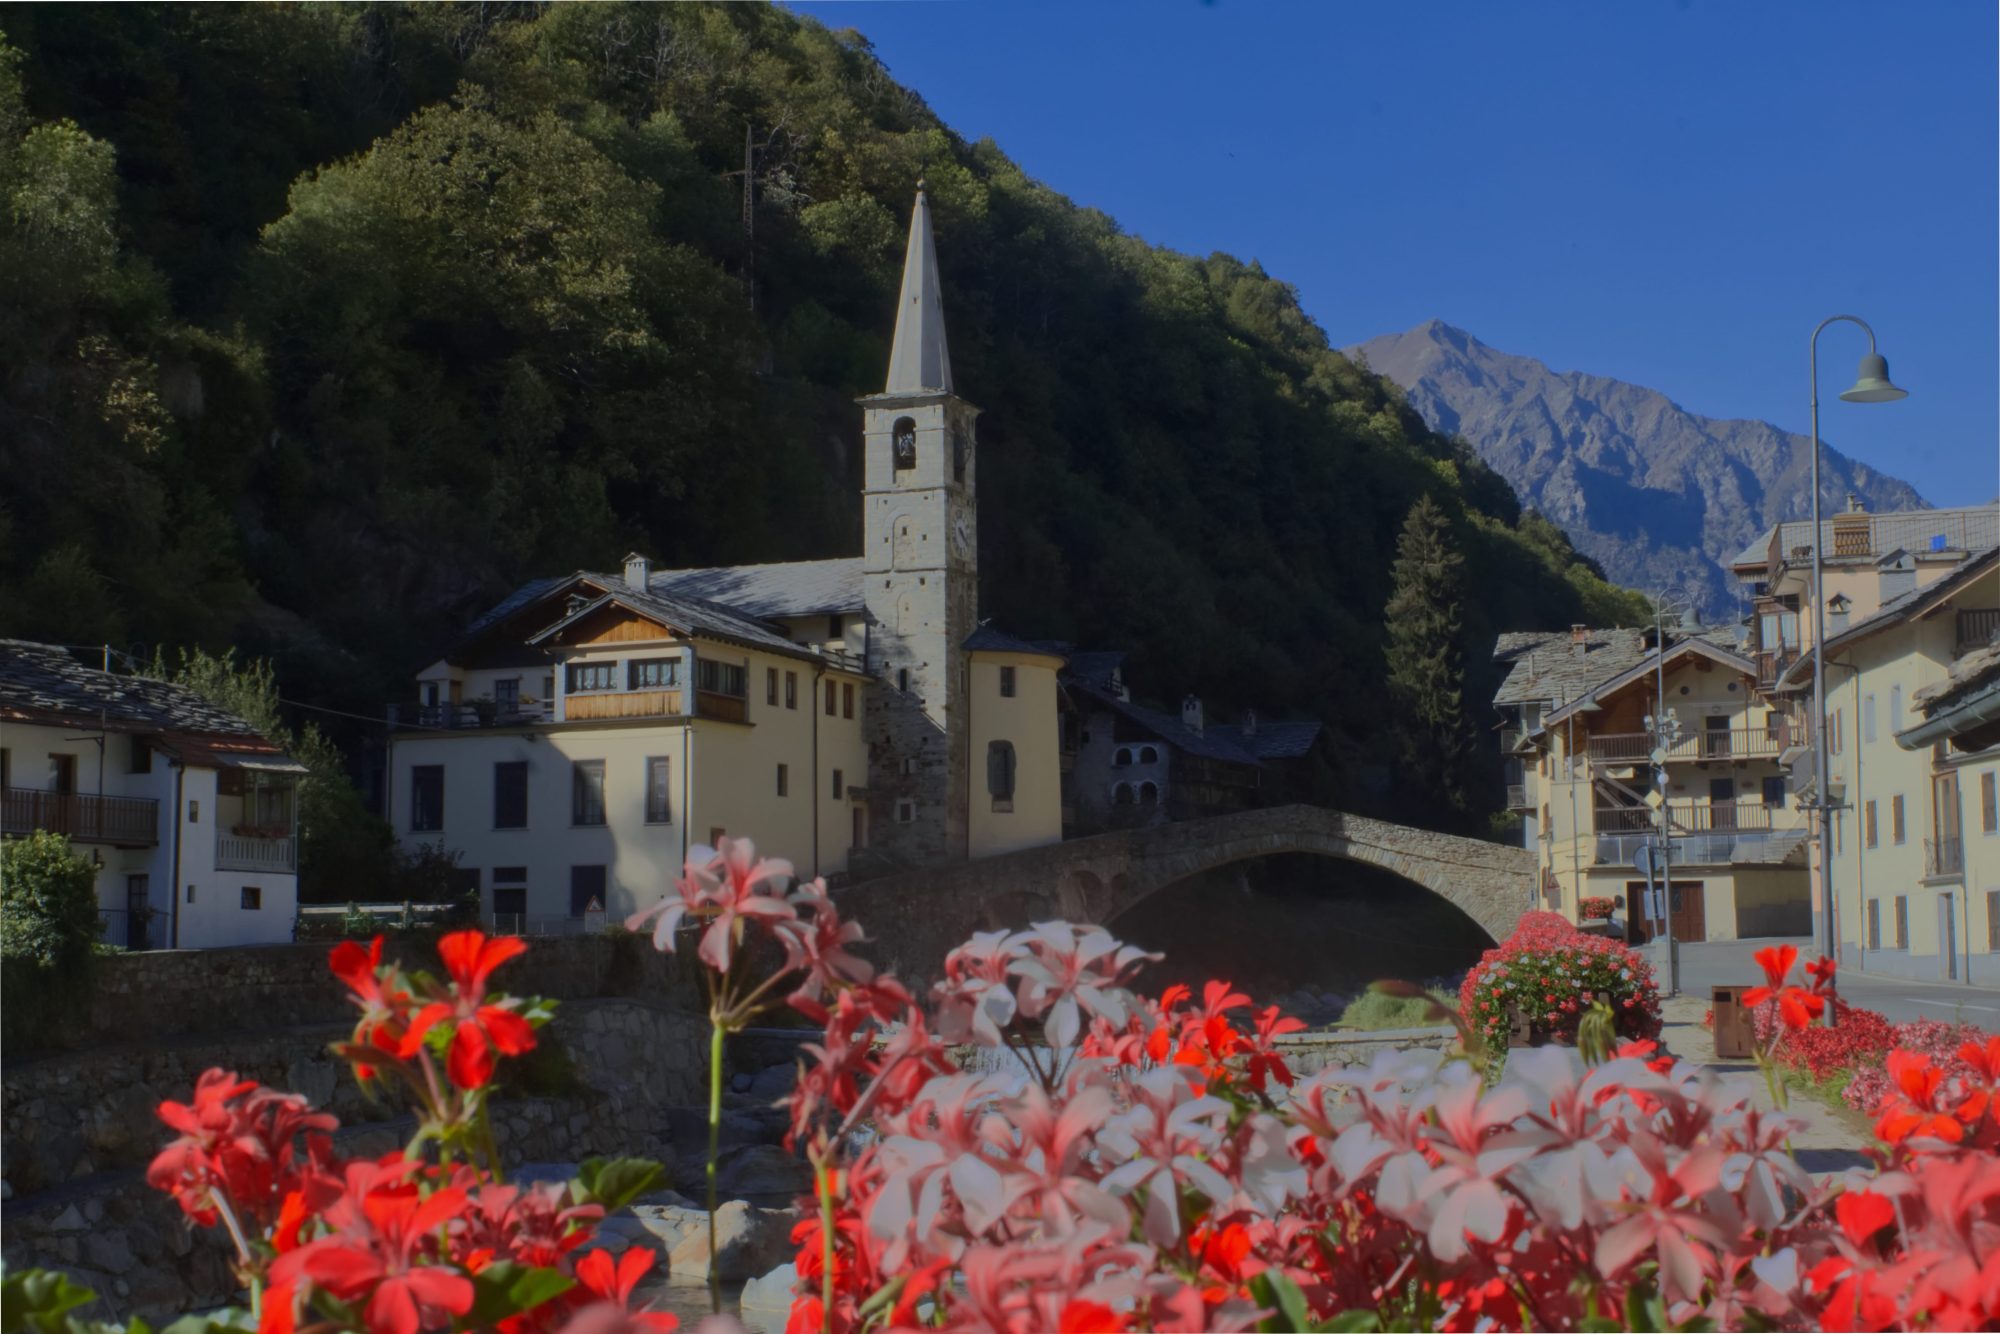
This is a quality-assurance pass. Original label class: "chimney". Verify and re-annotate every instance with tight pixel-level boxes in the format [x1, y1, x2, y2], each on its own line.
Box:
[1243, 707, 1258, 738]
[1181, 694, 1204, 736]
[1846, 494, 1866, 514]
[622, 552, 651, 589]
[1570, 624, 1589, 656]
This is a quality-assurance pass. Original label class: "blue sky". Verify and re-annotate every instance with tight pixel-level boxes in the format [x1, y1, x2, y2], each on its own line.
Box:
[793, 0, 1996, 507]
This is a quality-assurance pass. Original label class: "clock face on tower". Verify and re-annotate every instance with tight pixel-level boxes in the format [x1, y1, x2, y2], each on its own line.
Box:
[949, 510, 973, 561]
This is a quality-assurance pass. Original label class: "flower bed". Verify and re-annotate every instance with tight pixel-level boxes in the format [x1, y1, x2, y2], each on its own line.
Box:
[1749, 1000, 1990, 1115]
[1459, 910, 1661, 1058]
[12, 842, 2000, 1332]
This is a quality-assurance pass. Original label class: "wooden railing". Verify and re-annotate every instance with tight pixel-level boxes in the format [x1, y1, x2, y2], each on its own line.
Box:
[563, 689, 681, 722]
[697, 691, 747, 723]
[1587, 725, 1796, 764]
[1, 788, 158, 845]
[216, 832, 297, 874]
[1594, 801, 1777, 834]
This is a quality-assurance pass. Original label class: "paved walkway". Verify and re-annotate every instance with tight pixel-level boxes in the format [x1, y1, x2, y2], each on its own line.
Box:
[1656, 993, 1874, 1178]
[1645, 937, 2000, 1028]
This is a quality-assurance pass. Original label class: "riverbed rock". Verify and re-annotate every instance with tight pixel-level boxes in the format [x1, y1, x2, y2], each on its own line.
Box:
[740, 1262, 798, 1321]
[666, 1200, 800, 1282]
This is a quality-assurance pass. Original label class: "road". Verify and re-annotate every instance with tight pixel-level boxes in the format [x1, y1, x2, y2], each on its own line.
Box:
[1648, 936, 2000, 1029]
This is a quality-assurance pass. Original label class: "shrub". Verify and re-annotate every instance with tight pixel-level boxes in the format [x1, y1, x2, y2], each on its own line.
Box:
[1459, 911, 1661, 1059]
[1337, 986, 1454, 1030]
[1, 831, 103, 1048]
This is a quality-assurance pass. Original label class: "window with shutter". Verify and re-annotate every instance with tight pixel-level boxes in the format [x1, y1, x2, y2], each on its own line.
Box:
[987, 740, 1016, 812]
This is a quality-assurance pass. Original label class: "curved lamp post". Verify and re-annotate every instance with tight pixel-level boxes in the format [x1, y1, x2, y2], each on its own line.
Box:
[1808, 316, 1907, 1019]
[1646, 584, 1695, 996]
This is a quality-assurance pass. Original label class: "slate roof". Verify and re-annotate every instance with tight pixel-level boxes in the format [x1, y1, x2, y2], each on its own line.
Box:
[648, 558, 865, 618]
[1731, 505, 1999, 571]
[1775, 546, 2000, 690]
[1062, 651, 1128, 687]
[1913, 640, 2000, 718]
[0, 639, 276, 741]
[462, 576, 572, 640]
[1211, 719, 1321, 760]
[1492, 625, 1744, 710]
[963, 625, 1066, 660]
[529, 581, 828, 664]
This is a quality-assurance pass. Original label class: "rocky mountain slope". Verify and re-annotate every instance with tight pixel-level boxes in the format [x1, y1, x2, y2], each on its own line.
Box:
[1348, 320, 1930, 617]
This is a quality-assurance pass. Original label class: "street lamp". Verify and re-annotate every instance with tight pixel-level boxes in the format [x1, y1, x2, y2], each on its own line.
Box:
[1647, 585, 1694, 996]
[1808, 316, 1908, 1015]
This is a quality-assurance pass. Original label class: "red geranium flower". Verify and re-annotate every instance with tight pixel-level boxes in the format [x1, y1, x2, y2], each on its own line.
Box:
[1743, 944, 1824, 1031]
[403, 930, 536, 1090]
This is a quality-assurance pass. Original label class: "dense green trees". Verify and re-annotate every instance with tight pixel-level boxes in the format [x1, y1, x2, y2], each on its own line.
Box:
[0, 4, 1648, 833]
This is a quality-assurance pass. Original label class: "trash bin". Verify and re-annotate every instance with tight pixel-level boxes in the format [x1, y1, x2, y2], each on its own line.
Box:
[1711, 985, 1754, 1059]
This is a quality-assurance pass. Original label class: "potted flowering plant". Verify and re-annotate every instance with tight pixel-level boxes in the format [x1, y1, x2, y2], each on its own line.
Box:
[1579, 895, 1617, 922]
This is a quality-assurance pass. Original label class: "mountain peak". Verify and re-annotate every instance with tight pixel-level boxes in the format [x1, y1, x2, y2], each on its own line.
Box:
[1342, 324, 1929, 616]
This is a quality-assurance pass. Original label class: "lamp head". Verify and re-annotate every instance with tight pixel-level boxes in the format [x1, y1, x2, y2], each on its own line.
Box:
[1840, 351, 1908, 403]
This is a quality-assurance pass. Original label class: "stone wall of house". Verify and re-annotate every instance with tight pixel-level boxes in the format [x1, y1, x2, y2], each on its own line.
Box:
[1, 934, 710, 1325]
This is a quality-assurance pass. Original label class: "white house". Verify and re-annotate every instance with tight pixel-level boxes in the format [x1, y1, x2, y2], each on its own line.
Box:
[0, 640, 305, 949]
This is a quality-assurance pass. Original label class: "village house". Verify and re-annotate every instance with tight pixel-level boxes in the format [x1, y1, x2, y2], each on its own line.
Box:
[1055, 651, 1321, 837]
[384, 186, 1065, 931]
[1493, 622, 1812, 944]
[1731, 501, 1998, 982]
[0, 640, 305, 949]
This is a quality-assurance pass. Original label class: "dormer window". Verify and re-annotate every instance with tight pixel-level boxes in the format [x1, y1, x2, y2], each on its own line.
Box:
[892, 417, 917, 471]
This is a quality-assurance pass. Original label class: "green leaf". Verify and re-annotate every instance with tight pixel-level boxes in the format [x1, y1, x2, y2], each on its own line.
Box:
[460, 1264, 573, 1329]
[1320, 1311, 1386, 1333]
[574, 1157, 665, 1213]
[3, 1268, 100, 1332]
[1248, 1271, 1316, 1333]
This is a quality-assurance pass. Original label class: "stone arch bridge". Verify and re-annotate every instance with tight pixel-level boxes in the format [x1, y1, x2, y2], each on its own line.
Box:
[836, 804, 1536, 982]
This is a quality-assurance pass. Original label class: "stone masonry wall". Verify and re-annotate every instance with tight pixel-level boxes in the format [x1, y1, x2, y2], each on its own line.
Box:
[2, 935, 709, 1325]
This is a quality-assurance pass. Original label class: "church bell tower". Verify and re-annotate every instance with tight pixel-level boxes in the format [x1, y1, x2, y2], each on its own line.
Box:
[861, 183, 979, 864]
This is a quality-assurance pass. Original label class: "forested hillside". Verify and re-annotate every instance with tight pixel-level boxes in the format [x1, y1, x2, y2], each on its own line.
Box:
[0, 4, 1646, 818]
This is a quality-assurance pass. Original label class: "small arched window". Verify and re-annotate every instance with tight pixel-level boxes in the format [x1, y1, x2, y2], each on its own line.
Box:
[1139, 746, 1158, 764]
[1112, 782, 1135, 806]
[892, 417, 917, 472]
[1139, 782, 1158, 806]
[1114, 748, 1132, 767]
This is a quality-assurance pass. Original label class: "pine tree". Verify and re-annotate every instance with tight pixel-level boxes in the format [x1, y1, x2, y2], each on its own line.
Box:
[1385, 496, 1473, 823]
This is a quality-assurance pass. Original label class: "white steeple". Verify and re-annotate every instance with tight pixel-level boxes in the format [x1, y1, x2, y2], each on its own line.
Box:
[884, 182, 953, 395]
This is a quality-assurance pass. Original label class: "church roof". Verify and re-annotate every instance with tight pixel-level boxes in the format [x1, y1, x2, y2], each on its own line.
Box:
[963, 625, 1066, 660]
[1211, 719, 1322, 760]
[883, 185, 953, 395]
[647, 558, 865, 618]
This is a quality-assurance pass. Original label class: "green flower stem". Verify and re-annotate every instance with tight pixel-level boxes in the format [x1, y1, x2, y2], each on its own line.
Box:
[816, 1153, 836, 1334]
[707, 1017, 725, 1316]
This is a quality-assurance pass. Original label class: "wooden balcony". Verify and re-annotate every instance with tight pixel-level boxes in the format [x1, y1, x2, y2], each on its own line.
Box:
[2, 788, 158, 846]
[697, 691, 747, 723]
[1594, 801, 1776, 834]
[564, 689, 682, 722]
[1587, 725, 1795, 764]
[1505, 783, 1530, 810]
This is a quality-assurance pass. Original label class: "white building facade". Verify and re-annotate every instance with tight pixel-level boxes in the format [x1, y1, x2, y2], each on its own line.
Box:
[0, 640, 304, 949]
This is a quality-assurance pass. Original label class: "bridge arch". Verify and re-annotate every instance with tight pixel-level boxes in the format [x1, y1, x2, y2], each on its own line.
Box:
[837, 805, 1535, 983]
